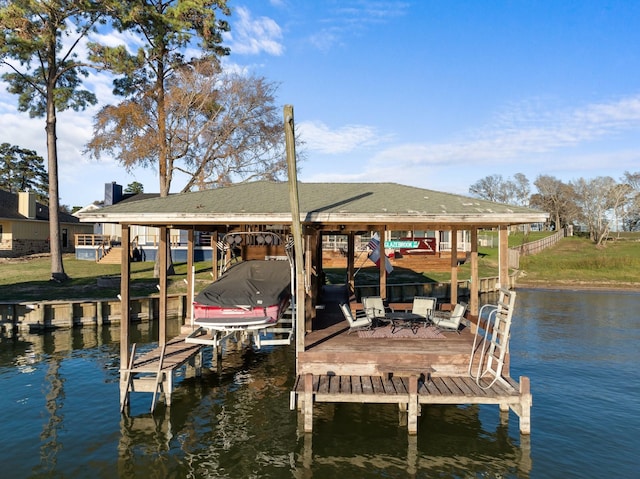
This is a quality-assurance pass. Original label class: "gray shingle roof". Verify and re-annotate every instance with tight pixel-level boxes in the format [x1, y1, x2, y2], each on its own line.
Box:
[78, 181, 547, 226]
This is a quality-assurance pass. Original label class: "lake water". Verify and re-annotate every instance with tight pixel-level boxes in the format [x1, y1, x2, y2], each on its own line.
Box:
[0, 289, 638, 478]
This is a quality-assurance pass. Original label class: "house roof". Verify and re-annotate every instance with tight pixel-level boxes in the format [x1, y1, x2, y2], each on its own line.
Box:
[0, 190, 81, 224]
[77, 181, 547, 229]
[73, 192, 160, 216]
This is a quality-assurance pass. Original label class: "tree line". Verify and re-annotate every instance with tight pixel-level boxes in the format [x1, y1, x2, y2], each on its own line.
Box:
[469, 172, 640, 245]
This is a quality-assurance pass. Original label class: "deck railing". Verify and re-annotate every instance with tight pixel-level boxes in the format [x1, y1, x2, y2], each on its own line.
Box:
[355, 273, 516, 302]
[75, 234, 110, 247]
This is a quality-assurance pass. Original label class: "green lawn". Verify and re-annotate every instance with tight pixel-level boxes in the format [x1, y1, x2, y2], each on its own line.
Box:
[517, 235, 640, 287]
[0, 254, 217, 302]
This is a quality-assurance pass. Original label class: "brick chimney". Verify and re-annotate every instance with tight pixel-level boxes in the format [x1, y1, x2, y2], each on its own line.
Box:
[18, 191, 36, 219]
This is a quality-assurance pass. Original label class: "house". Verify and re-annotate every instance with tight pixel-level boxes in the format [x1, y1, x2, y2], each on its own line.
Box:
[75, 182, 214, 262]
[0, 189, 93, 258]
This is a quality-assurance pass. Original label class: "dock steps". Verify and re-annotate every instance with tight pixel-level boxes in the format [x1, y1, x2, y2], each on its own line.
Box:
[120, 335, 203, 412]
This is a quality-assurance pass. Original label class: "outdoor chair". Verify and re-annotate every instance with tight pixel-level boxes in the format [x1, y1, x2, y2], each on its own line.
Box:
[339, 303, 372, 333]
[433, 302, 467, 334]
[362, 296, 392, 325]
[411, 296, 437, 325]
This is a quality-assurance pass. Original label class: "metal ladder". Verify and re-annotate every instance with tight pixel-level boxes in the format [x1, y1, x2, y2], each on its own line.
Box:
[468, 288, 516, 389]
[255, 305, 294, 347]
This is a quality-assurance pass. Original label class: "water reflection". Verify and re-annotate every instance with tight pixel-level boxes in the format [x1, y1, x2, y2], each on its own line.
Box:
[302, 402, 531, 479]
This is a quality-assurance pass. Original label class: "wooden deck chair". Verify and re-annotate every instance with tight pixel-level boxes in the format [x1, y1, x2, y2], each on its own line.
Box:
[433, 302, 467, 333]
[468, 289, 516, 389]
[411, 296, 437, 324]
[339, 303, 372, 333]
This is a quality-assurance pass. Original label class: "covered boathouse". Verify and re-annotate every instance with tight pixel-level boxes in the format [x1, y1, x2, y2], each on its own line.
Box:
[78, 181, 547, 435]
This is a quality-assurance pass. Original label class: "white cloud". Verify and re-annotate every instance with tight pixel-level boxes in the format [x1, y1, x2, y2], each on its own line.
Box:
[226, 7, 283, 56]
[364, 94, 640, 170]
[298, 121, 390, 154]
[299, 94, 640, 195]
[307, 30, 341, 53]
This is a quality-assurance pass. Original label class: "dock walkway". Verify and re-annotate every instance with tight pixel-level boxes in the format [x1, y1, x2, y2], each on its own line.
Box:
[292, 373, 531, 435]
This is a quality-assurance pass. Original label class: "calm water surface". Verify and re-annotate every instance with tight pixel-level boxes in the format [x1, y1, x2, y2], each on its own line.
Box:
[0, 289, 638, 478]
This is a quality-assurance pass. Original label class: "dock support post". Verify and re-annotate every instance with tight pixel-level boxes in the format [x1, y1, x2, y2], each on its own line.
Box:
[518, 376, 532, 435]
[303, 373, 313, 432]
[195, 349, 203, 377]
[407, 375, 418, 435]
[97, 301, 104, 325]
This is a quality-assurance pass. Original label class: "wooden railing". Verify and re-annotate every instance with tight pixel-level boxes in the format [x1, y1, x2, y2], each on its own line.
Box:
[76, 234, 110, 247]
[354, 273, 517, 302]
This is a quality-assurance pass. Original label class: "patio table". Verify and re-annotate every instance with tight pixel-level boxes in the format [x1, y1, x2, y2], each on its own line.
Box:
[385, 312, 425, 334]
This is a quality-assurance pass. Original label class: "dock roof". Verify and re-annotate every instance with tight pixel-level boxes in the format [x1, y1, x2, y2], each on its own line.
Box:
[78, 181, 547, 228]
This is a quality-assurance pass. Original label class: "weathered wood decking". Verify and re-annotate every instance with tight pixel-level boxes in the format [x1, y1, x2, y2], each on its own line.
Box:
[292, 286, 531, 435]
[292, 373, 531, 435]
[120, 334, 204, 411]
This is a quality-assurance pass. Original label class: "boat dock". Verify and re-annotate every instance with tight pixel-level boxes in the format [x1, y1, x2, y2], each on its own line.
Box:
[290, 285, 532, 435]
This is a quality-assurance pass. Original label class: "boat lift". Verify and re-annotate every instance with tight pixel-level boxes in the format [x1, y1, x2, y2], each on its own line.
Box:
[186, 232, 296, 350]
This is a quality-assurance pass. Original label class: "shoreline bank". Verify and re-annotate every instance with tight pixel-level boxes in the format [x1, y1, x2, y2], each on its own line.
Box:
[515, 280, 640, 292]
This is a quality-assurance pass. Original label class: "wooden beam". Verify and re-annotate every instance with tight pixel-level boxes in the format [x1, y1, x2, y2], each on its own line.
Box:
[304, 373, 313, 432]
[378, 227, 386, 299]
[186, 229, 194, 324]
[120, 225, 131, 369]
[159, 226, 167, 345]
[119, 225, 131, 410]
[470, 227, 479, 316]
[305, 234, 313, 332]
[347, 232, 355, 297]
[284, 105, 306, 367]
[408, 375, 418, 435]
[450, 228, 458, 304]
[211, 231, 218, 281]
[499, 226, 509, 288]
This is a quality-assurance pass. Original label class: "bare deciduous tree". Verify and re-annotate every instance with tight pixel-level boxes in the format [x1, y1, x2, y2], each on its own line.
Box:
[571, 176, 617, 245]
[530, 175, 579, 230]
[469, 173, 530, 206]
[87, 63, 290, 194]
[620, 171, 640, 232]
[168, 64, 289, 191]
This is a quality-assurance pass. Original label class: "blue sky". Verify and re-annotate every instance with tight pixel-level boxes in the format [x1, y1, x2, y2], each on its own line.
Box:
[1, 0, 640, 207]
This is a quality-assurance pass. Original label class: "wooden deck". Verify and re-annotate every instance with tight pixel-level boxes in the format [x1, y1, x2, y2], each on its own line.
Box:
[292, 285, 531, 435]
[120, 334, 204, 411]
